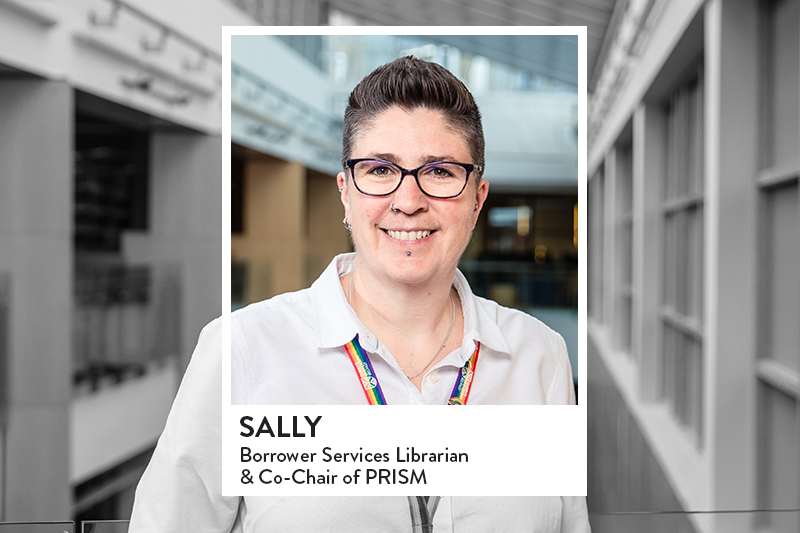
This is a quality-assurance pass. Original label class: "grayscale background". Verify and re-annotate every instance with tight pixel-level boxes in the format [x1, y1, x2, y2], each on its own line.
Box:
[0, 1, 798, 532]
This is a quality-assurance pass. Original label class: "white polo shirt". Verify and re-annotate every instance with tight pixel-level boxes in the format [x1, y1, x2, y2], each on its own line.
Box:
[130, 318, 588, 532]
[232, 253, 575, 405]
[129, 253, 584, 532]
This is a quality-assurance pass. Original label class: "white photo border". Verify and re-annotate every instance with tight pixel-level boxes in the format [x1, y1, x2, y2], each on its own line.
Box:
[222, 25, 587, 497]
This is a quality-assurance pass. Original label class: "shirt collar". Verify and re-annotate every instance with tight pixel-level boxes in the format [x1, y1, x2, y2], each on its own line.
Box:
[312, 253, 512, 357]
[312, 253, 359, 349]
[452, 269, 511, 359]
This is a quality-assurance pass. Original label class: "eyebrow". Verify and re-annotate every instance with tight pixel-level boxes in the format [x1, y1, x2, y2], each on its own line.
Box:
[367, 153, 460, 166]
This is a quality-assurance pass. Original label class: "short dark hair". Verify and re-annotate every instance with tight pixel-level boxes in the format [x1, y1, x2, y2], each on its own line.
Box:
[342, 56, 485, 178]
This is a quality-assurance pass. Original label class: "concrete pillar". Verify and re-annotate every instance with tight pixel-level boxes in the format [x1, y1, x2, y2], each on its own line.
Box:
[0, 79, 73, 520]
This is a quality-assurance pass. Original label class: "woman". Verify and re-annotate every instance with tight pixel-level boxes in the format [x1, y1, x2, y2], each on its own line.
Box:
[231, 56, 575, 406]
[130, 57, 586, 531]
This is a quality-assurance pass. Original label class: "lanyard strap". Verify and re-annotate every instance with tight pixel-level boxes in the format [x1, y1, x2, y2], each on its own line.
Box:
[447, 342, 480, 404]
[407, 496, 441, 533]
[344, 335, 480, 405]
[343, 334, 388, 405]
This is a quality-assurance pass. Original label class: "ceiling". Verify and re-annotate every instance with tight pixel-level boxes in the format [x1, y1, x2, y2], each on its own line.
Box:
[227, 0, 621, 191]
[413, 34, 579, 88]
[327, 0, 619, 86]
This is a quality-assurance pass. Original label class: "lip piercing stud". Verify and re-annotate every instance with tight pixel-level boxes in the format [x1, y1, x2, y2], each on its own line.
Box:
[406, 252, 411, 256]
[391, 203, 399, 213]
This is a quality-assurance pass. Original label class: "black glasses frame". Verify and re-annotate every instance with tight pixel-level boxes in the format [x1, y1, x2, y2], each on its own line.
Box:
[345, 158, 482, 199]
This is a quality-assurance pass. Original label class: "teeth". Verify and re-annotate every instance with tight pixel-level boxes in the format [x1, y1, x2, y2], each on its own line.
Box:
[387, 230, 431, 241]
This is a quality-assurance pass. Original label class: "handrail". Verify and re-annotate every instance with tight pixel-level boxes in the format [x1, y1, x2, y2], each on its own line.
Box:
[88, 0, 221, 63]
[231, 62, 343, 139]
[1, 509, 799, 529]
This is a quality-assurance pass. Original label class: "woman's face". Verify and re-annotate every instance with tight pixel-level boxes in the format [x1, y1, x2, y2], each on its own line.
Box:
[337, 105, 489, 287]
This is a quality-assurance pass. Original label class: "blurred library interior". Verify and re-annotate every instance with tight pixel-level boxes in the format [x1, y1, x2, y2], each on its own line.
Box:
[0, 0, 797, 532]
[229, 33, 580, 368]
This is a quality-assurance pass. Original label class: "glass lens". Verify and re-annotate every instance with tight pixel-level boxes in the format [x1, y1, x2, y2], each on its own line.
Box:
[352, 160, 468, 197]
[352, 160, 401, 195]
[417, 163, 468, 197]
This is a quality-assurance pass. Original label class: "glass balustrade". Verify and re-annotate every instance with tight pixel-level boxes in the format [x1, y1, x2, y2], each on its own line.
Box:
[0, 522, 74, 533]
[72, 264, 182, 395]
[2, 509, 799, 532]
[79, 520, 129, 533]
[589, 509, 800, 533]
[458, 260, 578, 310]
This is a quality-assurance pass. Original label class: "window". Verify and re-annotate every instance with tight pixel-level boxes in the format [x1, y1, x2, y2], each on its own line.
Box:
[589, 168, 605, 322]
[756, 0, 800, 528]
[615, 144, 634, 355]
[74, 113, 149, 253]
[660, 69, 704, 446]
[759, 0, 799, 170]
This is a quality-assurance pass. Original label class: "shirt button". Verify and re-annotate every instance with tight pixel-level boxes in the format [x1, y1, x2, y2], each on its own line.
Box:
[428, 371, 439, 383]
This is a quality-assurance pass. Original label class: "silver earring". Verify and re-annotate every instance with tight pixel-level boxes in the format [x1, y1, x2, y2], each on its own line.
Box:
[391, 203, 399, 213]
[474, 203, 479, 212]
[342, 217, 351, 231]
[338, 187, 343, 193]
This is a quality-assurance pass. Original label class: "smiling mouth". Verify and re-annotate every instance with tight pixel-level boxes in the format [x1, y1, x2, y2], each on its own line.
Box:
[383, 229, 435, 241]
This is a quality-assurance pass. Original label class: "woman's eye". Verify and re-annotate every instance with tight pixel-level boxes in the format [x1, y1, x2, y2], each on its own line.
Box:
[427, 166, 452, 178]
[370, 166, 392, 175]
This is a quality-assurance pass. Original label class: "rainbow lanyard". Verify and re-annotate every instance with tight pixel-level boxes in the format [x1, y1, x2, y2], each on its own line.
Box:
[343, 334, 480, 405]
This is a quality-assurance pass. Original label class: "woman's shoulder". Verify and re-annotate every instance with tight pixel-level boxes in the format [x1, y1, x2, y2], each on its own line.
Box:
[472, 296, 575, 404]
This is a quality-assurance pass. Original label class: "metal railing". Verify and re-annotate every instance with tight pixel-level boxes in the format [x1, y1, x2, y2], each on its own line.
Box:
[79, 521, 129, 533]
[2, 509, 799, 532]
[589, 509, 800, 533]
[72, 264, 181, 394]
[0, 523, 73, 533]
[458, 259, 578, 310]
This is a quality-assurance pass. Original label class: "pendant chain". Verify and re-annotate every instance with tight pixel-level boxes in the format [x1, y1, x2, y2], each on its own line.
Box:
[347, 273, 456, 380]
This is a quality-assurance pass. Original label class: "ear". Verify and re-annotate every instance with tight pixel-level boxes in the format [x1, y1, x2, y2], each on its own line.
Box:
[337, 171, 349, 213]
[471, 178, 489, 229]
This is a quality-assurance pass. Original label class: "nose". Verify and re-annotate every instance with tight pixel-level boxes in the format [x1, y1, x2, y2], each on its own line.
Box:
[390, 170, 428, 214]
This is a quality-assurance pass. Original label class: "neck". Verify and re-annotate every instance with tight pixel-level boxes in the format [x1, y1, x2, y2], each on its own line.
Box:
[348, 262, 456, 338]
[342, 260, 464, 387]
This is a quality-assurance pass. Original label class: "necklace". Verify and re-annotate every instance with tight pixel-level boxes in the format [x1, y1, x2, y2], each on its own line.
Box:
[348, 273, 457, 380]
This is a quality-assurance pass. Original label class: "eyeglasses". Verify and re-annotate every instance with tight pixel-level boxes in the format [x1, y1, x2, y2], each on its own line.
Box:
[346, 159, 482, 199]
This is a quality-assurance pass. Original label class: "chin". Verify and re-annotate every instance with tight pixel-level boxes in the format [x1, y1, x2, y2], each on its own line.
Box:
[389, 256, 460, 287]
[383, 258, 435, 285]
